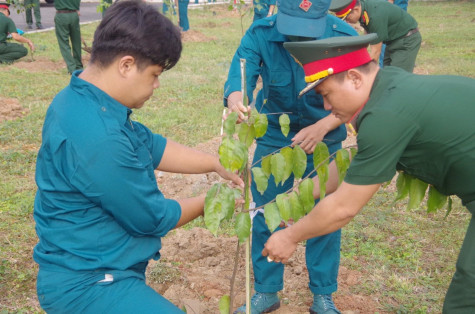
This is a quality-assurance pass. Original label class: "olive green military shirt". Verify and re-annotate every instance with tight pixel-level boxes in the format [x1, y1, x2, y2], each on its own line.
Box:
[345, 67, 475, 206]
[54, 0, 80, 11]
[360, 0, 418, 44]
[0, 12, 17, 43]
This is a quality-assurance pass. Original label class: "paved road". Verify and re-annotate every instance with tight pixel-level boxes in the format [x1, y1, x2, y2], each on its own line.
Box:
[9, 2, 162, 33]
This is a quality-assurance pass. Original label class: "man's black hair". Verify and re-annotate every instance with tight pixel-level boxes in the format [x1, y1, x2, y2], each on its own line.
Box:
[91, 0, 182, 71]
[332, 60, 378, 82]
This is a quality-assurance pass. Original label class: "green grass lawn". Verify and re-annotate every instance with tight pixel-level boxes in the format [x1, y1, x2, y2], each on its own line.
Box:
[0, 1, 474, 312]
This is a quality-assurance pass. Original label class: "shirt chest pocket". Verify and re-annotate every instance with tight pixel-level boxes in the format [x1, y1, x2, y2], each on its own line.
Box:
[268, 71, 293, 109]
[128, 135, 156, 182]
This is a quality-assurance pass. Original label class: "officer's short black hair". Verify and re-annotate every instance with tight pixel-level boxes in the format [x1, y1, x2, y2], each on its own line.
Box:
[90, 0, 182, 71]
[332, 60, 378, 82]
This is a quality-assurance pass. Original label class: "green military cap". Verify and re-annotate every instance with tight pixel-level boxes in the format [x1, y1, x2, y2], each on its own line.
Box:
[284, 33, 378, 97]
[329, 0, 356, 19]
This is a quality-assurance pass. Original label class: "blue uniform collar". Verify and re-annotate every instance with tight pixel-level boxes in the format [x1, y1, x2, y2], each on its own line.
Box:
[268, 22, 288, 42]
[70, 70, 132, 126]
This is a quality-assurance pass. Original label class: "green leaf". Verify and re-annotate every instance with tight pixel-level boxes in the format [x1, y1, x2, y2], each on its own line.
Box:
[445, 197, 453, 218]
[280, 147, 294, 183]
[335, 149, 350, 184]
[261, 155, 272, 178]
[264, 203, 281, 232]
[349, 147, 358, 159]
[238, 123, 256, 148]
[254, 113, 268, 138]
[223, 112, 238, 136]
[204, 184, 222, 236]
[407, 177, 428, 210]
[276, 193, 291, 222]
[292, 145, 307, 180]
[219, 295, 230, 314]
[298, 178, 315, 214]
[313, 142, 330, 171]
[233, 188, 242, 200]
[394, 172, 410, 202]
[279, 114, 290, 137]
[251, 167, 269, 195]
[235, 212, 251, 243]
[222, 186, 236, 220]
[219, 137, 248, 172]
[313, 143, 329, 199]
[316, 164, 329, 200]
[271, 153, 285, 186]
[427, 185, 448, 213]
[204, 184, 236, 235]
[289, 191, 304, 222]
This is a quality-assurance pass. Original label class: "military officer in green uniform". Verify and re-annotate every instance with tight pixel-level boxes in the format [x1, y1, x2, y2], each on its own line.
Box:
[54, 0, 82, 74]
[330, 0, 421, 72]
[0, 2, 34, 63]
[262, 34, 475, 313]
[25, 0, 43, 29]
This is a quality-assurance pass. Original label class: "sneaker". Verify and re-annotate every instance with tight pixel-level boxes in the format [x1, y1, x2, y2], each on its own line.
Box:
[234, 292, 280, 314]
[36, 24, 44, 29]
[309, 294, 341, 314]
[27, 24, 33, 29]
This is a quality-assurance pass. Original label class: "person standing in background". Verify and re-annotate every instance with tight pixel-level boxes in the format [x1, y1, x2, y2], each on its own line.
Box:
[380, 0, 408, 66]
[24, 0, 43, 30]
[163, 0, 190, 32]
[390, 0, 408, 11]
[252, 0, 275, 21]
[177, 0, 190, 31]
[54, 0, 82, 74]
[330, 0, 421, 72]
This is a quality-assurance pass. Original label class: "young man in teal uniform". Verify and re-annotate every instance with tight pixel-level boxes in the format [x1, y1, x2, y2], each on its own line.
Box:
[25, 0, 43, 29]
[54, 0, 82, 73]
[262, 33, 475, 313]
[163, 0, 190, 31]
[252, 0, 276, 21]
[0, 2, 34, 63]
[33, 1, 243, 312]
[330, 0, 421, 72]
[177, 0, 190, 31]
[224, 0, 357, 312]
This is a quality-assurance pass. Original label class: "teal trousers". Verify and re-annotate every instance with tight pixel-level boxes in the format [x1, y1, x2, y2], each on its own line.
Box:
[250, 137, 342, 295]
[0, 42, 28, 63]
[54, 11, 83, 74]
[37, 265, 185, 313]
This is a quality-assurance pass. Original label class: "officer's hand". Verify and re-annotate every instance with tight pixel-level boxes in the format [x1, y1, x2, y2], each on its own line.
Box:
[291, 123, 327, 154]
[28, 40, 35, 52]
[262, 228, 298, 264]
[225, 91, 250, 123]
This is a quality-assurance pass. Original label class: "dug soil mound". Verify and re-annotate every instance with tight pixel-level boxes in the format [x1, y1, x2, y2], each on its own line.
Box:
[182, 29, 217, 43]
[0, 97, 29, 122]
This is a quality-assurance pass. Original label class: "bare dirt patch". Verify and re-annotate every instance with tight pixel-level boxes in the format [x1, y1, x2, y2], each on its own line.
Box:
[150, 136, 389, 313]
[3, 56, 65, 73]
[182, 29, 217, 43]
[0, 97, 29, 122]
[1, 55, 91, 73]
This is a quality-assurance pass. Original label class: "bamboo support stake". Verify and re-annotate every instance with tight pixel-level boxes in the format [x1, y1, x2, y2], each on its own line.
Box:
[239, 58, 251, 314]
